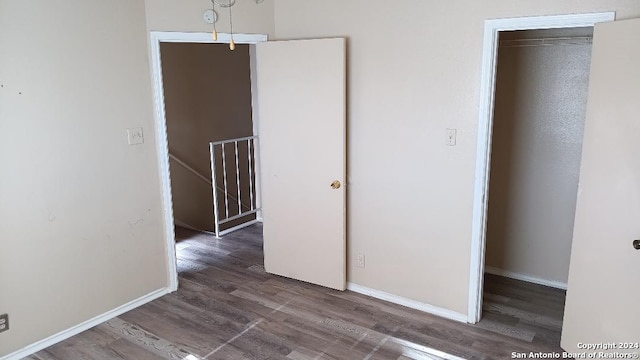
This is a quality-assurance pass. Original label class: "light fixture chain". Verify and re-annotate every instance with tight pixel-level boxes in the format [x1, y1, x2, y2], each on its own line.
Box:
[228, 0, 235, 50]
[211, 0, 218, 41]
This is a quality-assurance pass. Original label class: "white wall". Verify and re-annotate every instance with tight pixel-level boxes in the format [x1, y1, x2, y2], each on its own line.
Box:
[273, 0, 640, 315]
[485, 29, 592, 285]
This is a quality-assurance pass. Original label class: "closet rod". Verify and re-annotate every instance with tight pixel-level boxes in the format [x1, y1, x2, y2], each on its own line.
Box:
[500, 36, 592, 48]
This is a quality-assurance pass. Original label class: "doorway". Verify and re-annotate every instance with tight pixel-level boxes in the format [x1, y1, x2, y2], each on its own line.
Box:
[150, 32, 348, 293]
[148, 32, 267, 290]
[485, 27, 594, 289]
[161, 41, 256, 235]
[468, 12, 615, 325]
[478, 27, 594, 346]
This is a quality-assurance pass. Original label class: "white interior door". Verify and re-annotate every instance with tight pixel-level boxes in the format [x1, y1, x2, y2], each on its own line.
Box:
[561, 18, 640, 352]
[255, 38, 346, 290]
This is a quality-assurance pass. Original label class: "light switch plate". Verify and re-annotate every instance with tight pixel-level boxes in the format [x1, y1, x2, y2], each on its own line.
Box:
[446, 128, 457, 146]
[127, 127, 144, 145]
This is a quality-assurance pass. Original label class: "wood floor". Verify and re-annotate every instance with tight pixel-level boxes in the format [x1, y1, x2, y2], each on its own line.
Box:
[27, 224, 566, 360]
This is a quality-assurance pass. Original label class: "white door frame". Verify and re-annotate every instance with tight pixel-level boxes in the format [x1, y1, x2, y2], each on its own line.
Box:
[148, 31, 268, 291]
[467, 12, 615, 324]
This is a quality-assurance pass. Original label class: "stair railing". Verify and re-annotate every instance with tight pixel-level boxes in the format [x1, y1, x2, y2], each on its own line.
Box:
[209, 136, 261, 237]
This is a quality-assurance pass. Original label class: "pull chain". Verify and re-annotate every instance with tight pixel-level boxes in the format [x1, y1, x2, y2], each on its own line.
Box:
[211, 0, 218, 41]
[228, 0, 235, 50]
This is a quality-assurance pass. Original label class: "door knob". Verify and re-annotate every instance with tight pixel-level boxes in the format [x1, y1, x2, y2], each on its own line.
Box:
[634, 240, 640, 250]
[330, 180, 341, 189]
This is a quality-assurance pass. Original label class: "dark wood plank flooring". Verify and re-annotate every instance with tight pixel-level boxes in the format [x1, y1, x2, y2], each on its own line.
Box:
[27, 224, 566, 360]
[480, 274, 565, 350]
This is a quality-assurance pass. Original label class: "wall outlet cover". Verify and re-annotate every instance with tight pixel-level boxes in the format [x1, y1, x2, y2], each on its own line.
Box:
[356, 253, 365, 268]
[127, 127, 144, 145]
[0, 314, 8, 333]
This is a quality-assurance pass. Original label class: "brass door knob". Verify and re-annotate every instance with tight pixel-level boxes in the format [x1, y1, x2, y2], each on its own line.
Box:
[330, 180, 341, 189]
[634, 240, 640, 250]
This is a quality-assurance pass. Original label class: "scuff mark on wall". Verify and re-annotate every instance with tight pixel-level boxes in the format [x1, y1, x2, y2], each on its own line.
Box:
[128, 218, 144, 229]
[127, 218, 145, 238]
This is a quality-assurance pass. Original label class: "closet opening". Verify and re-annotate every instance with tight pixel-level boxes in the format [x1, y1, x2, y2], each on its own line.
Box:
[479, 27, 593, 348]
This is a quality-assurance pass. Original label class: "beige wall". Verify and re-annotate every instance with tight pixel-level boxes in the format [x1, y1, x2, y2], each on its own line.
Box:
[273, 0, 640, 315]
[145, 0, 274, 34]
[0, 0, 273, 357]
[485, 29, 592, 284]
[2, 1, 639, 356]
[161, 43, 254, 232]
[0, 1, 168, 356]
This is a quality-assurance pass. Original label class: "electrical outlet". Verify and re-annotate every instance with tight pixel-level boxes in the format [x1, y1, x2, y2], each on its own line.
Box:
[127, 127, 144, 145]
[356, 253, 365, 268]
[0, 314, 8, 333]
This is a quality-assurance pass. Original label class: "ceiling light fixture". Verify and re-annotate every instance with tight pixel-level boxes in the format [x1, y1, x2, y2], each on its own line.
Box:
[209, 0, 264, 51]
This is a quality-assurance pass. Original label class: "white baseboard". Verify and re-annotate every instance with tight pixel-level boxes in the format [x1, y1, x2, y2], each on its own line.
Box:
[219, 219, 261, 237]
[484, 266, 567, 290]
[175, 218, 262, 238]
[1, 287, 171, 360]
[346, 283, 468, 323]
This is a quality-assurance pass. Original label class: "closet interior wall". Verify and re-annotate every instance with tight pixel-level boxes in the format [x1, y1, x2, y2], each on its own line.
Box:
[485, 28, 594, 286]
